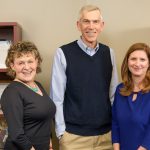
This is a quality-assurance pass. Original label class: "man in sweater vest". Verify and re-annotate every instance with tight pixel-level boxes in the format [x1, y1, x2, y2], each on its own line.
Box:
[50, 5, 118, 150]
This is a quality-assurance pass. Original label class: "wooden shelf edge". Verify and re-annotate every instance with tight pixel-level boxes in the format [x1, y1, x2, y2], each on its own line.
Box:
[0, 68, 7, 72]
[0, 22, 18, 26]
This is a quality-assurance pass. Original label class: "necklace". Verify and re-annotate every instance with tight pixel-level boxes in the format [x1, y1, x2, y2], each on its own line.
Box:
[27, 82, 39, 93]
[14, 79, 39, 93]
[29, 86, 38, 92]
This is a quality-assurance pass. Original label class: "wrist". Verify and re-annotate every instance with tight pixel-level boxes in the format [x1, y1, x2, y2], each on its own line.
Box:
[58, 135, 63, 140]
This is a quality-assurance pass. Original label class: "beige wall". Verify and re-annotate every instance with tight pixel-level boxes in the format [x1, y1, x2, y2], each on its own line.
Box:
[1, 0, 150, 90]
[87, 0, 150, 80]
[0, 0, 86, 92]
[1, 1, 150, 149]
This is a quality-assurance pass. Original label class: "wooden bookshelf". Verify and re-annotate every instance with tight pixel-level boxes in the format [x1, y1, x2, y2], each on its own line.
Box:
[0, 22, 22, 129]
[0, 22, 22, 83]
[0, 22, 22, 43]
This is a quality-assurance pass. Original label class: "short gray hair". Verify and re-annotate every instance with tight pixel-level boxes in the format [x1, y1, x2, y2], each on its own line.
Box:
[78, 5, 103, 20]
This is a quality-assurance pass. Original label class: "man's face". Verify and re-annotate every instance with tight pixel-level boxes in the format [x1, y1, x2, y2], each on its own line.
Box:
[77, 10, 104, 48]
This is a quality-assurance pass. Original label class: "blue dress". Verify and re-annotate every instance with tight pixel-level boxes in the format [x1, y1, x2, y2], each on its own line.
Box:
[112, 83, 150, 150]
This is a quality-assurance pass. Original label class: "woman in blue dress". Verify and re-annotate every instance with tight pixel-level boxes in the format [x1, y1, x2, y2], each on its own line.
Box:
[112, 43, 150, 150]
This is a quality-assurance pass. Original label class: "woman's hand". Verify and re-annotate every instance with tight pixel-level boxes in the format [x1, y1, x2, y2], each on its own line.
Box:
[137, 146, 147, 150]
[49, 139, 53, 150]
[113, 143, 120, 150]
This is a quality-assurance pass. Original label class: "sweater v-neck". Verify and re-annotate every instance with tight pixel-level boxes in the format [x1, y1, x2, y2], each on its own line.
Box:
[76, 43, 101, 59]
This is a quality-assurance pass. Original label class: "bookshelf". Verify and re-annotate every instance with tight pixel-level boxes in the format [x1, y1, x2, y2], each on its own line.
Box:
[0, 22, 22, 148]
[0, 22, 21, 43]
[0, 22, 22, 82]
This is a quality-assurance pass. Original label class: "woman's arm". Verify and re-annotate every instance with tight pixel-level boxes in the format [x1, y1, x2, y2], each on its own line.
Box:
[49, 138, 53, 150]
[1, 86, 33, 150]
[139, 99, 150, 150]
[49, 142, 53, 150]
[112, 86, 121, 149]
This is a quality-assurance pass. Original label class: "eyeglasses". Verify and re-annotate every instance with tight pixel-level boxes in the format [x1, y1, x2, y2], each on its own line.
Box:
[80, 19, 101, 25]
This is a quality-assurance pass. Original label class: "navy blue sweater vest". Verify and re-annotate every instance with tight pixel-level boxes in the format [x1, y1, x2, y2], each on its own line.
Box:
[61, 41, 112, 136]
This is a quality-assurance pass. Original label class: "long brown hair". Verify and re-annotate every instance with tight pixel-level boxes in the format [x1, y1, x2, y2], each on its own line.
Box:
[120, 43, 150, 96]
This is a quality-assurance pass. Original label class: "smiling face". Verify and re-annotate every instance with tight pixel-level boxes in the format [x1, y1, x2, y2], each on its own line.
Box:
[77, 9, 104, 48]
[11, 53, 38, 84]
[128, 50, 149, 80]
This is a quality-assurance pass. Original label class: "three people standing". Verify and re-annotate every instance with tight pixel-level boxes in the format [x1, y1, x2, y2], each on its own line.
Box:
[2, 4, 148, 150]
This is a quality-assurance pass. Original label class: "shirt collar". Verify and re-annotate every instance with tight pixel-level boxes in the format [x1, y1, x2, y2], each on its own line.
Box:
[77, 38, 99, 53]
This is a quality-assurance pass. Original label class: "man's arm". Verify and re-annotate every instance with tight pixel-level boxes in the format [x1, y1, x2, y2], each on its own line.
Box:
[50, 48, 67, 138]
[109, 48, 118, 104]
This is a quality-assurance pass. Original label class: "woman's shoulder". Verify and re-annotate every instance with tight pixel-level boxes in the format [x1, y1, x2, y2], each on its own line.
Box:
[7, 81, 24, 89]
[2, 81, 21, 95]
[0, 81, 22, 105]
[116, 83, 124, 91]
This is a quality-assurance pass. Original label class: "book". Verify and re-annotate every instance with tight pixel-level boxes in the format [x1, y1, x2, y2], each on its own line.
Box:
[0, 40, 11, 69]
